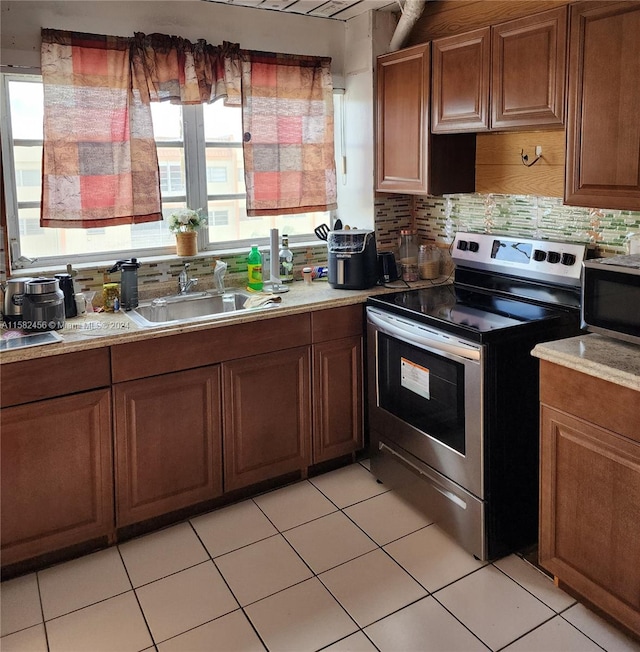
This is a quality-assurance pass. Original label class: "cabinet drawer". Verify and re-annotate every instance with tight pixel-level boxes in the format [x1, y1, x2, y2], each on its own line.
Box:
[1, 348, 111, 408]
[540, 361, 640, 442]
[311, 304, 364, 343]
[111, 313, 311, 382]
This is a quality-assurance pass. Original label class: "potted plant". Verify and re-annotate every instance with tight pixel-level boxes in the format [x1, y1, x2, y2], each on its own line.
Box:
[169, 208, 207, 256]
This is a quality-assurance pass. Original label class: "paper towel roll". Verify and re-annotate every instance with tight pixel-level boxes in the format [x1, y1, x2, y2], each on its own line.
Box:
[270, 228, 279, 282]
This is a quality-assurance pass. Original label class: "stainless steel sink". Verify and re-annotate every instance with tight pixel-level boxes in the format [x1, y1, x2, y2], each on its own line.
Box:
[126, 290, 272, 328]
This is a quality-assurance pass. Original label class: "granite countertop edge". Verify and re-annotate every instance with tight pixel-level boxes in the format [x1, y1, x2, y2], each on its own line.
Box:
[532, 333, 640, 391]
[1, 278, 449, 364]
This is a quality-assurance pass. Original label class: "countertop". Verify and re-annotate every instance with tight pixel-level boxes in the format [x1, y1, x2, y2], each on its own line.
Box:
[0, 277, 449, 365]
[532, 334, 640, 391]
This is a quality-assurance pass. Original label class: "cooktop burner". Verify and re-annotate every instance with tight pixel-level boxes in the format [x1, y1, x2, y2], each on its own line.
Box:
[369, 285, 571, 341]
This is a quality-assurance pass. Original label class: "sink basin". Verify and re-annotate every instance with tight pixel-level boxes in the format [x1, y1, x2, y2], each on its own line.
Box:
[126, 290, 273, 328]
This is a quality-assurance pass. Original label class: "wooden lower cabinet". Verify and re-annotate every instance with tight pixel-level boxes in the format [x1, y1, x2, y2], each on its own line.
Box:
[114, 366, 222, 527]
[222, 347, 311, 491]
[539, 362, 640, 636]
[1, 389, 113, 567]
[312, 336, 363, 463]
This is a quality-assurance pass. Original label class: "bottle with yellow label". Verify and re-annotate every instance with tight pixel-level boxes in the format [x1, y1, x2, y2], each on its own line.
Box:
[247, 245, 263, 291]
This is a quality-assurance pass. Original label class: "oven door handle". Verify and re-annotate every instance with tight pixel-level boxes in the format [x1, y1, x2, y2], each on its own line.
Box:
[367, 308, 481, 361]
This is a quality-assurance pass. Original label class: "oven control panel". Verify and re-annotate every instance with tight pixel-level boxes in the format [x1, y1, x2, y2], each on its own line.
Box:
[452, 233, 590, 286]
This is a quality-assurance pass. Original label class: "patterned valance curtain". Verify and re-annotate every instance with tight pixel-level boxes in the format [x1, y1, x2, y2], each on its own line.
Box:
[40, 28, 336, 227]
[241, 52, 337, 216]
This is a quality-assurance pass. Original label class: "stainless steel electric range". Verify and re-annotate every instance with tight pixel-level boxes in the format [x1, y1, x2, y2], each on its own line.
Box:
[366, 232, 593, 561]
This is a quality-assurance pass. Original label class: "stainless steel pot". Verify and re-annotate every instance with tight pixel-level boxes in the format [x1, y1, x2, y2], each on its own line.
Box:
[22, 278, 65, 331]
[2, 277, 34, 326]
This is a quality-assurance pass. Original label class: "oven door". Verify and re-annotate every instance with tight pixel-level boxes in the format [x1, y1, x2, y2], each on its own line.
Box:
[367, 307, 484, 498]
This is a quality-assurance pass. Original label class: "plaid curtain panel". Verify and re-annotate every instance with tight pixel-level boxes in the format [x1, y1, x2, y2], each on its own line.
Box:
[40, 29, 162, 228]
[241, 52, 338, 217]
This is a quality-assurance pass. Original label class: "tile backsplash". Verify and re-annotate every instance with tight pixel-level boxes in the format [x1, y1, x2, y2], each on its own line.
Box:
[375, 193, 640, 256]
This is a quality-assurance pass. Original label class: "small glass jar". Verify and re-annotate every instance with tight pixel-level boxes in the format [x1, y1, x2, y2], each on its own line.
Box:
[399, 229, 419, 282]
[418, 244, 441, 280]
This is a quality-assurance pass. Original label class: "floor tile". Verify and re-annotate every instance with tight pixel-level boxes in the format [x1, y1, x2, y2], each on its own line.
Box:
[384, 524, 485, 592]
[157, 609, 265, 652]
[562, 603, 640, 652]
[319, 548, 427, 628]
[253, 481, 337, 531]
[0, 573, 42, 636]
[434, 564, 555, 650]
[38, 547, 131, 620]
[45, 591, 152, 652]
[191, 499, 277, 558]
[494, 554, 576, 613]
[503, 616, 603, 652]
[344, 491, 433, 545]
[215, 534, 312, 606]
[365, 596, 488, 652]
[135, 561, 238, 643]
[310, 463, 387, 508]
[119, 522, 209, 587]
[322, 631, 378, 651]
[0, 624, 48, 652]
[284, 511, 377, 574]
[245, 577, 357, 652]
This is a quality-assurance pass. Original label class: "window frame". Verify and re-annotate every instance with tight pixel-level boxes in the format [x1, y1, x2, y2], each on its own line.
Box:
[1, 71, 341, 271]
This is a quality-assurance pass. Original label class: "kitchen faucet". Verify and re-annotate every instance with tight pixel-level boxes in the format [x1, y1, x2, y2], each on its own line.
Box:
[178, 263, 199, 294]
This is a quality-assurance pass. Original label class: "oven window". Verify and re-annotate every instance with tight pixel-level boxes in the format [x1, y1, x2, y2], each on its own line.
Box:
[378, 334, 465, 454]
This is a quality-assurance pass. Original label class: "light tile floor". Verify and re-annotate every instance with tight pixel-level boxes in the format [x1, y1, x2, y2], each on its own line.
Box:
[2, 461, 639, 652]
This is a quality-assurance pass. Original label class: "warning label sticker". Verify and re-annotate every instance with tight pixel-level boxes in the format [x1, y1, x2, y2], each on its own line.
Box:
[400, 357, 430, 400]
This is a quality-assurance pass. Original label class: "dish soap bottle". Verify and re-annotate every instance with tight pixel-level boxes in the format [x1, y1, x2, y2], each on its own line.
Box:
[247, 245, 263, 291]
[279, 234, 294, 283]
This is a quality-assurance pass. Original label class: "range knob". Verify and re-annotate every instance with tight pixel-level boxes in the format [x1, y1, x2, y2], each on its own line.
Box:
[561, 253, 577, 266]
[533, 249, 546, 262]
[468, 241, 479, 253]
[547, 251, 561, 264]
[457, 240, 468, 251]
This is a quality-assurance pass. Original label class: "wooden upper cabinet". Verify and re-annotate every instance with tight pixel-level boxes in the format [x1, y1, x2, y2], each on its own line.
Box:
[432, 28, 490, 133]
[376, 44, 430, 193]
[565, 1, 640, 211]
[491, 7, 567, 129]
[432, 8, 567, 133]
[376, 43, 476, 195]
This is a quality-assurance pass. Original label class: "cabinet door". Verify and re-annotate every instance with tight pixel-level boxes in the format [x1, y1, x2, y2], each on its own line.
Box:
[223, 347, 311, 491]
[1, 390, 113, 567]
[376, 44, 430, 193]
[313, 336, 363, 464]
[540, 406, 640, 635]
[492, 7, 567, 129]
[114, 366, 222, 527]
[565, 2, 640, 210]
[431, 28, 490, 133]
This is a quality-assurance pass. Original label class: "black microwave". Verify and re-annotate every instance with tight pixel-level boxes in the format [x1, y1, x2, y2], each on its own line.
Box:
[581, 255, 640, 345]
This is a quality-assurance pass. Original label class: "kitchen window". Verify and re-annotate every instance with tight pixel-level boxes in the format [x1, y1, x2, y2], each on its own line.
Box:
[1, 73, 340, 270]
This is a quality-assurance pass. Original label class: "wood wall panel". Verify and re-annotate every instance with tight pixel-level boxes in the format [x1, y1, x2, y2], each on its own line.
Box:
[475, 130, 565, 197]
[407, 0, 570, 45]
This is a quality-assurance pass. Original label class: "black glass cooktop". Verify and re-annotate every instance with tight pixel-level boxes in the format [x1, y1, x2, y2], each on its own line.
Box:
[368, 284, 577, 342]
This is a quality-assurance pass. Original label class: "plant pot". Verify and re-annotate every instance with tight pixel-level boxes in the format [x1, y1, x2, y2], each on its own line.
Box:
[176, 231, 198, 257]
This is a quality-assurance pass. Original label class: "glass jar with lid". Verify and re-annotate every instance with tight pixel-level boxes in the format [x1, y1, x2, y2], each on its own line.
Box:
[399, 229, 419, 282]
